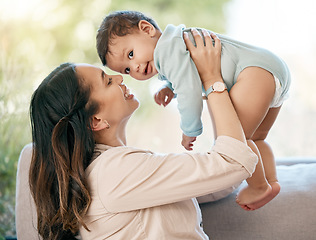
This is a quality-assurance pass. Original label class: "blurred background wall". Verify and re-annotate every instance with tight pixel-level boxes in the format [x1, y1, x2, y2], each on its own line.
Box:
[0, 0, 315, 237]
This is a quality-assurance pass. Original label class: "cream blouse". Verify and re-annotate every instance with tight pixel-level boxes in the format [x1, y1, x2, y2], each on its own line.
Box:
[80, 136, 257, 239]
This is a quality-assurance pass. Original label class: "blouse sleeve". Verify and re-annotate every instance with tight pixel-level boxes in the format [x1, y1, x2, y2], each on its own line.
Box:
[93, 136, 257, 213]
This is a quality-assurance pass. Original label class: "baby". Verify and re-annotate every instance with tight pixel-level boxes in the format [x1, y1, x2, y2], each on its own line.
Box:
[96, 10, 291, 210]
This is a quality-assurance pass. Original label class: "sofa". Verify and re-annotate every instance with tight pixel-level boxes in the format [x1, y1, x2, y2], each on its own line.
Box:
[15, 144, 316, 240]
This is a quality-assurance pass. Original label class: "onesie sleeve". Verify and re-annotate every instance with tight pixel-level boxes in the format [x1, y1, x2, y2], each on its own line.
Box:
[155, 25, 203, 137]
[93, 136, 257, 213]
[157, 75, 175, 93]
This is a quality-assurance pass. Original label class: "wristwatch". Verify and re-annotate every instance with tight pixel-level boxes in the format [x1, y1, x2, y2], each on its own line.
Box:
[205, 82, 227, 97]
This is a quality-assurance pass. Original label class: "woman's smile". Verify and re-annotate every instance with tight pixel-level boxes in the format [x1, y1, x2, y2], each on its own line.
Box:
[123, 85, 134, 100]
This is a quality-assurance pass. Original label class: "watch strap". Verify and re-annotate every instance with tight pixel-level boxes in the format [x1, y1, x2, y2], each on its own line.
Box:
[205, 86, 214, 97]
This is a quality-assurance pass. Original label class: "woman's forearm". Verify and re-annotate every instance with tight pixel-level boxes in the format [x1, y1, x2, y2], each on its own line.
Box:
[205, 82, 246, 143]
[183, 29, 246, 143]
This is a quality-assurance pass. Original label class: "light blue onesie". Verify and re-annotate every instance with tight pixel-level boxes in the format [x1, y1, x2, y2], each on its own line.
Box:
[154, 24, 291, 137]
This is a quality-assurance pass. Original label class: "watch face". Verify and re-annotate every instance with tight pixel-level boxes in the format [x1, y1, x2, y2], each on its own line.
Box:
[213, 82, 226, 92]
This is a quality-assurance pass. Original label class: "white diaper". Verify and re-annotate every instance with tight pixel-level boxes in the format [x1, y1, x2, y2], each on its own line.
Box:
[270, 76, 289, 108]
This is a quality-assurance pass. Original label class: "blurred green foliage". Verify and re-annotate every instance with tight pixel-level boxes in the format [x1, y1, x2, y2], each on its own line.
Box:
[0, 0, 229, 237]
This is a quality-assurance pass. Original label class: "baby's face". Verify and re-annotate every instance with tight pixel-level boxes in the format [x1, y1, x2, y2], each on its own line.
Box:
[106, 30, 159, 81]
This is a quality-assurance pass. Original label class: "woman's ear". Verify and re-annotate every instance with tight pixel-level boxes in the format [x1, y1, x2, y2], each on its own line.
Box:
[138, 20, 156, 37]
[91, 116, 107, 131]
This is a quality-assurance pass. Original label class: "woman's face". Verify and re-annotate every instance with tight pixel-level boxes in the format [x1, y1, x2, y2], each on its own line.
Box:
[75, 64, 139, 125]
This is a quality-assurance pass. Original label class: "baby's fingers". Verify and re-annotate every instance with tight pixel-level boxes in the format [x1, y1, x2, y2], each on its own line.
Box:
[164, 95, 172, 106]
[154, 93, 162, 106]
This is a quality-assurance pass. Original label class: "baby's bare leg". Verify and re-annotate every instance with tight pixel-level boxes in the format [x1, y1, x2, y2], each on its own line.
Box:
[247, 107, 282, 210]
[229, 67, 276, 210]
[236, 140, 272, 210]
[236, 139, 272, 211]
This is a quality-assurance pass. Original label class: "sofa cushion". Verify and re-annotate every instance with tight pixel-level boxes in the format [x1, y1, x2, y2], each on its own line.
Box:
[200, 163, 316, 240]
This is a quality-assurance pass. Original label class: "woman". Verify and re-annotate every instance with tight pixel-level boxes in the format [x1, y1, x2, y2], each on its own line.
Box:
[29, 30, 257, 239]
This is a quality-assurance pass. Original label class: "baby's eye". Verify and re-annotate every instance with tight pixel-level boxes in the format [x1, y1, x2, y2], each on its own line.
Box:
[108, 77, 112, 85]
[125, 68, 130, 74]
[128, 51, 133, 59]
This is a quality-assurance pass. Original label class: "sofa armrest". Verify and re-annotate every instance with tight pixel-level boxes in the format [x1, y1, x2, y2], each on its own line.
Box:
[15, 143, 42, 240]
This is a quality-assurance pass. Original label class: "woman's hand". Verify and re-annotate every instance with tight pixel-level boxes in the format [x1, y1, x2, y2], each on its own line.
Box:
[183, 29, 222, 90]
[184, 28, 246, 144]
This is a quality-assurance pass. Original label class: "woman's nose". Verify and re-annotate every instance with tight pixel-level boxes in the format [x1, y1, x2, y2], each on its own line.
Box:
[113, 74, 123, 84]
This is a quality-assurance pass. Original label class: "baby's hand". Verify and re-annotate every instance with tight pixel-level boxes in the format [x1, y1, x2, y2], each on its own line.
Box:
[154, 86, 174, 107]
[181, 134, 197, 151]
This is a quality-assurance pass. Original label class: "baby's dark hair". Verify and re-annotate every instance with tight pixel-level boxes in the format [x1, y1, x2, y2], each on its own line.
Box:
[96, 10, 160, 66]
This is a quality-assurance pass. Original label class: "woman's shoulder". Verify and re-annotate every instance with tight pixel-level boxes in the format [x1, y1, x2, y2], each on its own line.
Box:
[85, 145, 154, 176]
[89, 145, 154, 166]
[95, 144, 154, 156]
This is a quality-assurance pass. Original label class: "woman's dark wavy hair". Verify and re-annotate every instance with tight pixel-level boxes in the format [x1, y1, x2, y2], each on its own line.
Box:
[29, 63, 99, 240]
[96, 10, 160, 66]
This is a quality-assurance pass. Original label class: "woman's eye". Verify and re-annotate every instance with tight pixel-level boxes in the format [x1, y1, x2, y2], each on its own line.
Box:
[128, 51, 133, 59]
[125, 68, 130, 74]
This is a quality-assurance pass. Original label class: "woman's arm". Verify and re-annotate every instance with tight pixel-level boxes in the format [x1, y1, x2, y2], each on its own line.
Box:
[95, 142, 257, 212]
[95, 33, 257, 212]
[184, 29, 246, 143]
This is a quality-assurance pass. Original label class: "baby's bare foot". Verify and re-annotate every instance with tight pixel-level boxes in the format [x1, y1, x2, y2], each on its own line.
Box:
[245, 181, 281, 210]
[236, 183, 272, 206]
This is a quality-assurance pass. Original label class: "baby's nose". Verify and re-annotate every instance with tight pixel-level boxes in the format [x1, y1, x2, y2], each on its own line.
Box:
[133, 63, 140, 72]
